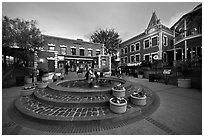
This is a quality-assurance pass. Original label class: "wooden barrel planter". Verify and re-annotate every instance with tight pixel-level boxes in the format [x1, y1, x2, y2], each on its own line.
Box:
[21, 86, 35, 96]
[112, 85, 126, 97]
[130, 92, 147, 106]
[109, 97, 127, 114]
[38, 82, 49, 89]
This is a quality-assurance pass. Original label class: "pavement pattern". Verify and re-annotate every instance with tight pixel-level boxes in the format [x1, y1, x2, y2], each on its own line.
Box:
[2, 73, 202, 135]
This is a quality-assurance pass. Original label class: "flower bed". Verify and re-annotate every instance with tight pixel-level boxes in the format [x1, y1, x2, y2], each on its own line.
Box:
[109, 97, 127, 114]
[112, 84, 126, 97]
[130, 91, 146, 106]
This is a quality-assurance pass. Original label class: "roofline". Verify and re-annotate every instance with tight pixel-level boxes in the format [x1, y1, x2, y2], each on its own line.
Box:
[171, 4, 202, 29]
[42, 34, 102, 46]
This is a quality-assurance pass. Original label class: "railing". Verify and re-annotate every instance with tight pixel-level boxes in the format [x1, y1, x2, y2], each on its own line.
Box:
[175, 27, 202, 43]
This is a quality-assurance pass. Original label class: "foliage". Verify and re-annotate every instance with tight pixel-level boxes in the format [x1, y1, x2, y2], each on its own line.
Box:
[175, 60, 193, 79]
[111, 97, 126, 104]
[2, 16, 44, 66]
[113, 83, 125, 90]
[90, 28, 122, 55]
[132, 91, 146, 98]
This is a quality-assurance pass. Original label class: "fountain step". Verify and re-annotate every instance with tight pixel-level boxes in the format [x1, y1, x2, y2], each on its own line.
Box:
[34, 88, 111, 106]
[15, 95, 142, 122]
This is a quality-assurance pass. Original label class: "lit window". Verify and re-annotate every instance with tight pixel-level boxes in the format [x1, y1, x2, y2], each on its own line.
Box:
[71, 48, 76, 55]
[163, 36, 168, 46]
[60, 47, 66, 55]
[48, 46, 55, 51]
[88, 50, 93, 56]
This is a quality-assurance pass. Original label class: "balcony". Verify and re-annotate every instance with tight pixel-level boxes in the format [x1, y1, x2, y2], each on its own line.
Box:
[175, 27, 202, 44]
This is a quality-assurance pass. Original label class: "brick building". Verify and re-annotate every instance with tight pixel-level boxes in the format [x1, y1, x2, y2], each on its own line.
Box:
[119, 12, 174, 67]
[37, 35, 103, 72]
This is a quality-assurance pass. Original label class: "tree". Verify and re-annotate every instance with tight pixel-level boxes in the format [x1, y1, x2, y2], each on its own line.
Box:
[2, 16, 44, 67]
[90, 28, 122, 55]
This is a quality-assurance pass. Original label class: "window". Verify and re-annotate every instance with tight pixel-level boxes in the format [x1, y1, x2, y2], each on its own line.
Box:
[135, 54, 140, 62]
[124, 56, 128, 63]
[135, 42, 140, 51]
[88, 50, 93, 56]
[96, 50, 100, 56]
[130, 55, 135, 63]
[121, 49, 124, 55]
[60, 47, 66, 55]
[163, 35, 168, 46]
[125, 47, 128, 54]
[48, 46, 55, 51]
[152, 36, 158, 47]
[71, 48, 76, 55]
[121, 58, 124, 64]
[144, 54, 150, 61]
[144, 39, 150, 49]
[79, 49, 85, 56]
[130, 44, 135, 52]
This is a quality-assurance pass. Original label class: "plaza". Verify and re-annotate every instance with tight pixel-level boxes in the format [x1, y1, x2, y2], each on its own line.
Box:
[2, 72, 202, 135]
[2, 2, 202, 135]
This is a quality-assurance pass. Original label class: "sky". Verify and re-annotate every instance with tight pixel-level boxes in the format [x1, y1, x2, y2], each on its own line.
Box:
[2, 2, 201, 42]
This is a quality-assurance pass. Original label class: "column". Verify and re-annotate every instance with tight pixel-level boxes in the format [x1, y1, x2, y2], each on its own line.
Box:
[54, 52, 58, 70]
[173, 27, 176, 66]
[184, 19, 187, 60]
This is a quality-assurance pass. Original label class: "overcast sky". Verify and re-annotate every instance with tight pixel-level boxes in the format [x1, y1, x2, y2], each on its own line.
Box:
[2, 2, 200, 42]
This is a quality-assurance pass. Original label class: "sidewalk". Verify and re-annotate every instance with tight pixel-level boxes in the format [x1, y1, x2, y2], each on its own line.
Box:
[2, 75, 202, 135]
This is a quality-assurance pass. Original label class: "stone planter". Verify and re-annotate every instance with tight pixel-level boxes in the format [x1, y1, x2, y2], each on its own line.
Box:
[109, 98, 127, 114]
[25, 77, 32, 84]
[138, 75, 143, 79]
[38, 82, 48, 89]
[130, 94, 146, 106]
[177, 78, 191, 88]
[112, 87, 126, 97]
[21, 86, 35, 96]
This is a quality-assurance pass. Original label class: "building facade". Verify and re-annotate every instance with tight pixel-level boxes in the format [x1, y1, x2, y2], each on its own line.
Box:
[171, 4, 202, 63]
[119, 12, 174, 67]
[37, 35, 103, 72]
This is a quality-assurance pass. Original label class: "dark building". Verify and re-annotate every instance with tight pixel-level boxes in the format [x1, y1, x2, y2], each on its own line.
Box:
[171, 4, 202, 64]
[36, 35, 103, 72]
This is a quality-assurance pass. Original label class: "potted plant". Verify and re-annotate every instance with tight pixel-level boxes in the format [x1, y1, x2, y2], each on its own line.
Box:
[112, 83, 126, 97]
[175, 60, 192, 88]
[21, 86, 35, 96]
[38, 81, 49, 89]
[138, 70, 144, 78]
[130, 90, 146, 106]
[109, 97, 127, 114]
